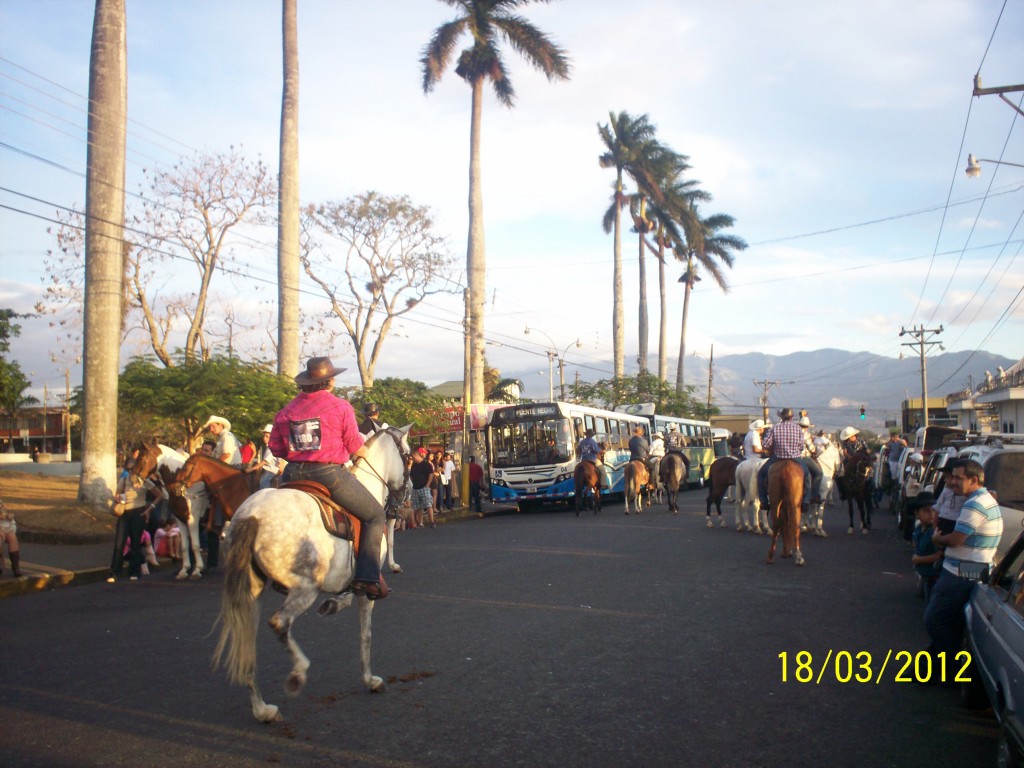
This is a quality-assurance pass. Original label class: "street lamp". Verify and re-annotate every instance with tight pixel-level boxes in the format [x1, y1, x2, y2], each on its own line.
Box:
[524, 326, 582, 401]
[964, 153, 1024, 178]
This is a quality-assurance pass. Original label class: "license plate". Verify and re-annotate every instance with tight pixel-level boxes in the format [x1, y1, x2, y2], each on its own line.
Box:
[525, 486, 536, 494]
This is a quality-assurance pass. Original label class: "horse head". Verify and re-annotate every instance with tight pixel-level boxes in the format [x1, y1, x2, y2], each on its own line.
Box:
[359, 424, 413, 513]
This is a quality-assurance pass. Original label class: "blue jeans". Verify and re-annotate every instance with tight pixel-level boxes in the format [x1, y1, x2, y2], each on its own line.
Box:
[924, 568, 977, 657]
[758, 457, 812, 508]
[283, 462, 385, 583]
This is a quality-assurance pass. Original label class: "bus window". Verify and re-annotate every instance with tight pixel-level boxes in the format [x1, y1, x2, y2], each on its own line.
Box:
[595, 417, 609, 444]
[584, 415, 596, 435]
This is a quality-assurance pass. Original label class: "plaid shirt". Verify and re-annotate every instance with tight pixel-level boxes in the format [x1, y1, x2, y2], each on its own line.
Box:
[762, 420, 804, 459]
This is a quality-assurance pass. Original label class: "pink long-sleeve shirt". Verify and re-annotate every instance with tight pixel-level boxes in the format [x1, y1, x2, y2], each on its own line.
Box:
[269, 390, 365, 465]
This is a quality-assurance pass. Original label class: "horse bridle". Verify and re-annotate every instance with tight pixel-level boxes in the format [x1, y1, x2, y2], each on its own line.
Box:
[352, 427, 411, 516]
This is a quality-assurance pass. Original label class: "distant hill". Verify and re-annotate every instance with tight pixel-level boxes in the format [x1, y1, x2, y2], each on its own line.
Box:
[509, 348, 1018, 434]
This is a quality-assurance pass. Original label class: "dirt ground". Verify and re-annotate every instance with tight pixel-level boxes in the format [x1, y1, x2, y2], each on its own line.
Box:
[0, 471, 114, 538]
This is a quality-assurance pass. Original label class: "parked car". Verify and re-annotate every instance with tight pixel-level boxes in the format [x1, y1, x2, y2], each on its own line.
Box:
[962, 527, 1024, 767]
[982, 447, 1024, 561]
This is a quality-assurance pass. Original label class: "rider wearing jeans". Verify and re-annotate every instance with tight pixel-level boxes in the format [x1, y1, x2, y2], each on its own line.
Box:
[757, 408, 813, 510]
[269, 356, 389, 600]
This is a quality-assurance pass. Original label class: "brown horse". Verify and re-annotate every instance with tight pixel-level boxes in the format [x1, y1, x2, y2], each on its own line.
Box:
[841, 453, 874, 535]
[573, 459, 603, 516]
[705, 456, 738, 528]
[659, 452, 690, 515]
[765, 459, 805, 566]
[623, 459, 649, 515]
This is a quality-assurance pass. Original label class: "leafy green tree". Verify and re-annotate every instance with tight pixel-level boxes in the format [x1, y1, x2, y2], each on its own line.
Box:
[118, 355, 296, 451]
[571, 371, 717, 420]
[0, 308, 28, 356]
[421, 0, 571, 403]
[0, 359, 39, 453]
[339, 377, 448, 434]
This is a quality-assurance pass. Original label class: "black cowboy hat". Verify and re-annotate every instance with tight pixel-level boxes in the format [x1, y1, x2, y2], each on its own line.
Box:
[295, 356, 346, 386]
[905, 491, 937, 511]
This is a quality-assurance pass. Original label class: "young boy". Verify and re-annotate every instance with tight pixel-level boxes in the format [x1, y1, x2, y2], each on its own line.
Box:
[909, 492, 943, 605]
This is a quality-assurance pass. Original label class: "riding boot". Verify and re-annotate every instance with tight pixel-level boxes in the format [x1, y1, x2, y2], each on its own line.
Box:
[10, 551, 22, 578]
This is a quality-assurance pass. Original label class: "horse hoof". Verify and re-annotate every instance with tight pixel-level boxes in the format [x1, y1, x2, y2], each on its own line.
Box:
[368, 675, 385, 692]
[719, 519, 727, 528]
[796, 557, 806, 566]
[862, 527, 869, 535]
[624, 511, 630, 515]
[255, 704, 281, 723]
[175, 571, 189, 580]
[390, 564, 403, 573]
[765, 558, 774, 565]
[706, 519, 713, 528]
[847, 527, 854, 535]
[190, 571, 203, 579]
[286, 671, 306, 696]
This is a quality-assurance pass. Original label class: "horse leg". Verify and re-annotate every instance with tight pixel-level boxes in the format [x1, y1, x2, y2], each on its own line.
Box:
[385, 518, 402, 573]
[859, 498, 869, 534]
[594, 487, 601, 515]
[847, 496, 855, 534]
[357, 597, 385, 692]
[268, 582, 319, 697]
[765, 503, 779, 564]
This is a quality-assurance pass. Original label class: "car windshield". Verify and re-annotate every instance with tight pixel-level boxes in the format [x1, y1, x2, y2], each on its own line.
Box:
[988, 453, 1024, 511]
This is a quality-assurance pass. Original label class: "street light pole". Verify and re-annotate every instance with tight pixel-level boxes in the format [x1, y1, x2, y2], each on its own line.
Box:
[525, 327, 581, 402]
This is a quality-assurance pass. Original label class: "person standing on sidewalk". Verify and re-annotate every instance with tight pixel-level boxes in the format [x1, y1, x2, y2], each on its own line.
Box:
[0, 499, 22, 578]
[467, 455, 484, 513]
[109, 461, 159, 582]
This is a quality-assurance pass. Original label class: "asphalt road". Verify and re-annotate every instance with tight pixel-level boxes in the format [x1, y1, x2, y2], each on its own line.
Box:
[3, 491, 998, 768]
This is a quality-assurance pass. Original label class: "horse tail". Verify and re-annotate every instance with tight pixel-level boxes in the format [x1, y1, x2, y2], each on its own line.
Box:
[213, 516, 263, 686]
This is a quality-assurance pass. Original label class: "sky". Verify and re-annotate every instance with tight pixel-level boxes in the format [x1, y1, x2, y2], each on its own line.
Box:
[1, 0, 1023, 409]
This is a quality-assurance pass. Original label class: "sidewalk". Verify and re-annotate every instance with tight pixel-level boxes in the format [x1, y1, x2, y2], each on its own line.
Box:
[0, 500, 517, 600]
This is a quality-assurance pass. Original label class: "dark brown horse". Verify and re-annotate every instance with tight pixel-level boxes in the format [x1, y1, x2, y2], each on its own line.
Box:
[573, 459, 603, 516]
[765, 459, 805, 566]
[623, 459, 649, 515]
[705, 456, 739, 527]
[841, 453, 874, 534]
[659, 452, 690, 515]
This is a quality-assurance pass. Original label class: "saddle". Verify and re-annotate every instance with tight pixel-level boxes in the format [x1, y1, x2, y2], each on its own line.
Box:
[279, 480, 362, 555]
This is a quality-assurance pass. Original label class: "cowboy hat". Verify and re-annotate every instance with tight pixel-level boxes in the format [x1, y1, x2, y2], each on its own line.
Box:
[749, 419, 766, 431]
[777, 407, 794, 420]
[652, 431, 664, 439]
[202, 415, 231, 432]
[798, 416, 812, 428]
[294, 356, 346, 386]
[839, 426, 860, 441]
[668, 423, 679, 431]
[262, 423, 274, 433]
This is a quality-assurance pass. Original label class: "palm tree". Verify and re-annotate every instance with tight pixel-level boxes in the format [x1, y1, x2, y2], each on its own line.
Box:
[422, 0, 570, 404]
[675, 206, 747, 393]
[642, 173, 708, 380]
[598, 111, 663, 378]
[80, 0, 127, 505]
[277, 0, 300, 378]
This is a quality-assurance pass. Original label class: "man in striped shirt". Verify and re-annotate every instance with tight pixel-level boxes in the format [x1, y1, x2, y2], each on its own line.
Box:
[923, 458, 1002, 662]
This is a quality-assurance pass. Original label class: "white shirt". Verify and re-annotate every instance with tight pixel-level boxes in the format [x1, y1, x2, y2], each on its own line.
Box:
[649, 437, 665, 458]
[216, 430, 242, 467]
[742, 430, 763, 460]
[443, 459, 455, 480]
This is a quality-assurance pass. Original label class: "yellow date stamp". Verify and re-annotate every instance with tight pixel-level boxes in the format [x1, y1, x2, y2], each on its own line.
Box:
[778, 650, 973, 684]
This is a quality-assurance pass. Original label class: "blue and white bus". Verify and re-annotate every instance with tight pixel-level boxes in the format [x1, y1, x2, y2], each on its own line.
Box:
[614, 403, 714, 487]
[486, 401, 650, 507]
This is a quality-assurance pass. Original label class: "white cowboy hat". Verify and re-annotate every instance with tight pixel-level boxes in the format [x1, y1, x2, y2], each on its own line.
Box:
[203, 415, 231, 431]
[839, 426, 860, 441]
[262, 423, 274, 433]
[798, 416, 812, 428]
[749, 419, 766, 431]
[652, 431, 664, 438]
[668, 423, 679, 431]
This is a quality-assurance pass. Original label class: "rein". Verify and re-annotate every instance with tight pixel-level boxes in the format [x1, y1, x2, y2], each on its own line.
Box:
[351, 428, 411, 515]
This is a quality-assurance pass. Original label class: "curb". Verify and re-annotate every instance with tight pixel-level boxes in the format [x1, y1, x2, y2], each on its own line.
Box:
[0, 566, 110, 599]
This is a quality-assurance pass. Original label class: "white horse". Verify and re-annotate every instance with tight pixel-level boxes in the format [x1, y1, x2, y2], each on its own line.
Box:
[806, 443, 839, 538]
[213, 425, 410, 723]
[734, 457, 770, 533]
[135, 442, 209, 579]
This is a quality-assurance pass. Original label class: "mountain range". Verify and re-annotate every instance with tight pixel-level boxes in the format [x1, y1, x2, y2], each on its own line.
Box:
[513, 349, 1019, 434]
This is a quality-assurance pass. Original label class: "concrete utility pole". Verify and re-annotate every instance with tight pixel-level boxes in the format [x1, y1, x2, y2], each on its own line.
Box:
[899, 325, 944, 429]
[753, 378, 794, 422]
[707, 345, 714, 413]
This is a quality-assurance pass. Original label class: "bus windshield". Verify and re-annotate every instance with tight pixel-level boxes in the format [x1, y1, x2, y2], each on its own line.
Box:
[489, 416, 573, 468]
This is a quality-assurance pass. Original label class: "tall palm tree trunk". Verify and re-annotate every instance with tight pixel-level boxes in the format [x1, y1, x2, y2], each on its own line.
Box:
[656, 233, 668, 381]
[467, 78, 487, 403]
[675, 256, 694, 395]
[80, 0, 127, 506]
[277, 0, 300, 378]
[637, 218, 648, 374]
[612, 172, 624, 379]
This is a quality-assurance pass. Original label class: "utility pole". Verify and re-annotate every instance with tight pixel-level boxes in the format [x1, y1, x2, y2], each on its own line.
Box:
[899, 325, 943, 429]
[753, 379, 794, 422]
